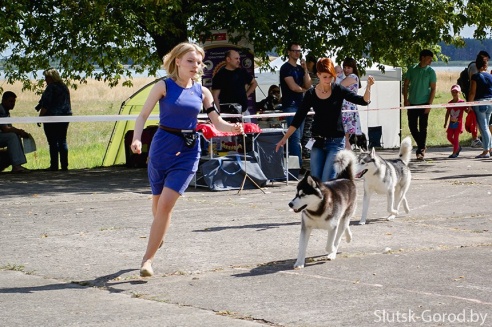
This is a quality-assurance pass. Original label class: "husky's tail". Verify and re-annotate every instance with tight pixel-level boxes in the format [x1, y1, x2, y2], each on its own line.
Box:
[334, 150, 357, 180]
[399, 136, 413, 166]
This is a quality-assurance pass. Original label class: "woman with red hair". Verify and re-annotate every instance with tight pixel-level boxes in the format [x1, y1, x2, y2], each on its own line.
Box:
[276, 57, 374, 181]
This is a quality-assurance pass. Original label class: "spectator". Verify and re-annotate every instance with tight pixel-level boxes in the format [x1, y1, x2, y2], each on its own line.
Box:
[468, 52, 492, 158]
[212, 49, 257, 114]
[256, 85, 281, 112]
[466, 51, 490, 148]
[403, 49, 437, 161]
[301, 53, 319, 159]
[279, 42, 312, 169]
[334, 65, 344, 83]
[0, 91, 29, 172]
[36, 68, 72, 171]
[444, 85, 467, 158]
[340, 57, 362, 150]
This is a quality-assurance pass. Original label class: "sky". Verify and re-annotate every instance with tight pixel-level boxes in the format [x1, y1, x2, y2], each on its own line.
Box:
[460, 25, 475, 38]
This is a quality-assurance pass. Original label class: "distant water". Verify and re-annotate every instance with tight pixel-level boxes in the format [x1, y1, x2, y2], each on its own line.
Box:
[433, 66, 464, 72]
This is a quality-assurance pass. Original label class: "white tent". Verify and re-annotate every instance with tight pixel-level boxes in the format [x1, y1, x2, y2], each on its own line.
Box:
[254, 59, 402, 148]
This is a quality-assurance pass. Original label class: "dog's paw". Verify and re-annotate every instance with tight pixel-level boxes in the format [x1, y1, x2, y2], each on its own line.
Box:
[293, 262, 305, 269]
[358, 220, 366, 225]
[326, 252, 337, 260]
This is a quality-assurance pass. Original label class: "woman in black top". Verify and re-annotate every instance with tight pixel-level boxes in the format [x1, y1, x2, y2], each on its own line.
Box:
[276, 57, 374, 181]
[37, 68, 72, 171]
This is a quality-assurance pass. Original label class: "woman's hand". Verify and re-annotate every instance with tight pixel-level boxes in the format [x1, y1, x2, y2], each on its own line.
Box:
[131, 140, 142, 154]
[231, 122, 243, 134]
[275, 138, 286, 152]
[366, 75, 375, 86]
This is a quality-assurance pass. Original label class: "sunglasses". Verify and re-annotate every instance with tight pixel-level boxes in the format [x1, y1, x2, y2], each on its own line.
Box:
[289, 49, 302, 53]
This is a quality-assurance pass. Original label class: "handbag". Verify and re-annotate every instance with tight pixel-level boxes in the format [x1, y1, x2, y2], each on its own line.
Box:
[200, 154, 267, 191]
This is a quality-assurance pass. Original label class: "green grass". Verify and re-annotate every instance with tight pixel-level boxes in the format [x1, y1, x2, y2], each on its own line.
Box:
[2, 78, 155, 171]
[400, 90, 474, 148]
[18, 120, 116, 170]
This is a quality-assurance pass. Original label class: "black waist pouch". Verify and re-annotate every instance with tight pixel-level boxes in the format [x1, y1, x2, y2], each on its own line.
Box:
[182, 132, 198, 148]
[159, 125, 198, 148]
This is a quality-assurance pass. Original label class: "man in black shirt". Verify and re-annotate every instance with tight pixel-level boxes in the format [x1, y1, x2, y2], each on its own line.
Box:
[212, 49, 257, 114]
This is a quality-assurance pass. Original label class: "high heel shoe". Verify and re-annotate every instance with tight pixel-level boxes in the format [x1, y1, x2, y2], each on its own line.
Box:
[140, 260, 154, 277]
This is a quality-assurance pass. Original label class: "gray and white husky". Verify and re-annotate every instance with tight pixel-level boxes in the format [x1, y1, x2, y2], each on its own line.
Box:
[289, 150, 357, 269]
[355, 136, 412, 225]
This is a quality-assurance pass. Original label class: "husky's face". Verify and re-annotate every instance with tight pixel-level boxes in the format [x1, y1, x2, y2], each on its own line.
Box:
[355, 148, 377, 178]
[289, 175, 324, 213]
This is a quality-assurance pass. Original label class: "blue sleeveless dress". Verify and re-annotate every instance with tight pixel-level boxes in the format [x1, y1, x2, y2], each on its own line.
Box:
[147, 78, 202, 195]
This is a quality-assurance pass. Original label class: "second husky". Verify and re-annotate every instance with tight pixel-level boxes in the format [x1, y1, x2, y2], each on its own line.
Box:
[289, 150, 357, 269]
[355, 136, 412, 225]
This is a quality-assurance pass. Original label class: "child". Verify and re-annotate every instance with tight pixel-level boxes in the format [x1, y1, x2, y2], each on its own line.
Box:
[334, 65, 344, 83]
[444, 84, 468, 158]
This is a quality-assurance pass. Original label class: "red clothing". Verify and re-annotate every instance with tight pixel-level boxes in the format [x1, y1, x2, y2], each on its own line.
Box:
[446, 99, 466, 133]
[446, 99, 467, 153]
[465, 110, 478, 138]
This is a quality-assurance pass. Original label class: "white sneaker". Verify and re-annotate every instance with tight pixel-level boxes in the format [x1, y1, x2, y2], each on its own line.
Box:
[471, 139, 483, 148]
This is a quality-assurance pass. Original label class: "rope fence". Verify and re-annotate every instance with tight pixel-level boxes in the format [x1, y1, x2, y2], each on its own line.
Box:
[1, 100, 491, 124]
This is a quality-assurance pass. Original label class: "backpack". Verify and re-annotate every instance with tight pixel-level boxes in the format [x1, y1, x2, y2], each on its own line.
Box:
[457, 61, 475, 100]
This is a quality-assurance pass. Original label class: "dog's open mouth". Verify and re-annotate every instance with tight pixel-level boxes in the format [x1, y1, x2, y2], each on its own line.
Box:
[355, 169, 368, 178]
[293, 205, 307, 213]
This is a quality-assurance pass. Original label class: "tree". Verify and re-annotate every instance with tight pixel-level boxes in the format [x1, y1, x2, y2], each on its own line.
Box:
[1, 0, 491, 91]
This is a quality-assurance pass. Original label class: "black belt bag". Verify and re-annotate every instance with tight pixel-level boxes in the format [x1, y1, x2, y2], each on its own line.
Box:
[159, 125, 198, 148]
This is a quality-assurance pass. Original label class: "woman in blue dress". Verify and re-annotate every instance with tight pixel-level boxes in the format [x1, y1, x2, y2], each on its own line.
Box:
[131, 42, 243, 277]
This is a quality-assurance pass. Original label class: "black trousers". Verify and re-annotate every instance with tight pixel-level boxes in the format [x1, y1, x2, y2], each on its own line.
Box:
[407, 107, 429, 154]
[43, 122, 69, 170]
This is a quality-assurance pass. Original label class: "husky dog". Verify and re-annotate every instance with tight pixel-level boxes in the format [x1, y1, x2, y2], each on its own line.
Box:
[289, 150, 357, 269]
[355, 136, 412, 225]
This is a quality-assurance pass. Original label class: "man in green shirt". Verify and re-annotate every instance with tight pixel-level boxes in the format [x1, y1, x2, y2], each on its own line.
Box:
[403, 49, 437, 161]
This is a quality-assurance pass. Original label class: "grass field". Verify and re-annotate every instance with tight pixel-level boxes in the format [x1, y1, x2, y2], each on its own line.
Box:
[1, 71, 471, 171]
[2, 77, 155, 170]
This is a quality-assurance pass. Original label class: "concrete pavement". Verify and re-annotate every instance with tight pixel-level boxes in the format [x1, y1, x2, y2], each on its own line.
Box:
[1, 146, 491, 326]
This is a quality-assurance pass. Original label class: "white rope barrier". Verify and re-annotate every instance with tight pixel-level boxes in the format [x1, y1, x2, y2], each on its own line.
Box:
[1, 100, 491, 124]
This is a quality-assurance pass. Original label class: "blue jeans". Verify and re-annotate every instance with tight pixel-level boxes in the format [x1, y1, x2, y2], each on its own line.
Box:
[283, 105, 304, 167]
[473, 101, 492, 151]
[309, 137, 345, 182]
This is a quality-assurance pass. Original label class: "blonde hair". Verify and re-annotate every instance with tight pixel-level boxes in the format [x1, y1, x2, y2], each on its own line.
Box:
[163, 42, 205, 82]
[43, 68, 63, 83]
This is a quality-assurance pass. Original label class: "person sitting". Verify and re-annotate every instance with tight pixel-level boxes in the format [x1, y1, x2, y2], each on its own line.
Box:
[256, 85, 282, 112]
[0, 91, 30, 172]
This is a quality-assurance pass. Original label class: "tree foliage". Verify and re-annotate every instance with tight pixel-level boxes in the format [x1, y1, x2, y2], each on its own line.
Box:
[1, 0, 491, 91]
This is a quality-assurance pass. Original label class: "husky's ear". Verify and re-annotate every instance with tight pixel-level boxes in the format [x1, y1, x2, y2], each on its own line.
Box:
[306, 175, 319, 188]
[306, 175, 324, 199]
[306, 175, 317, 188]
[370, 146, 376, 157]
